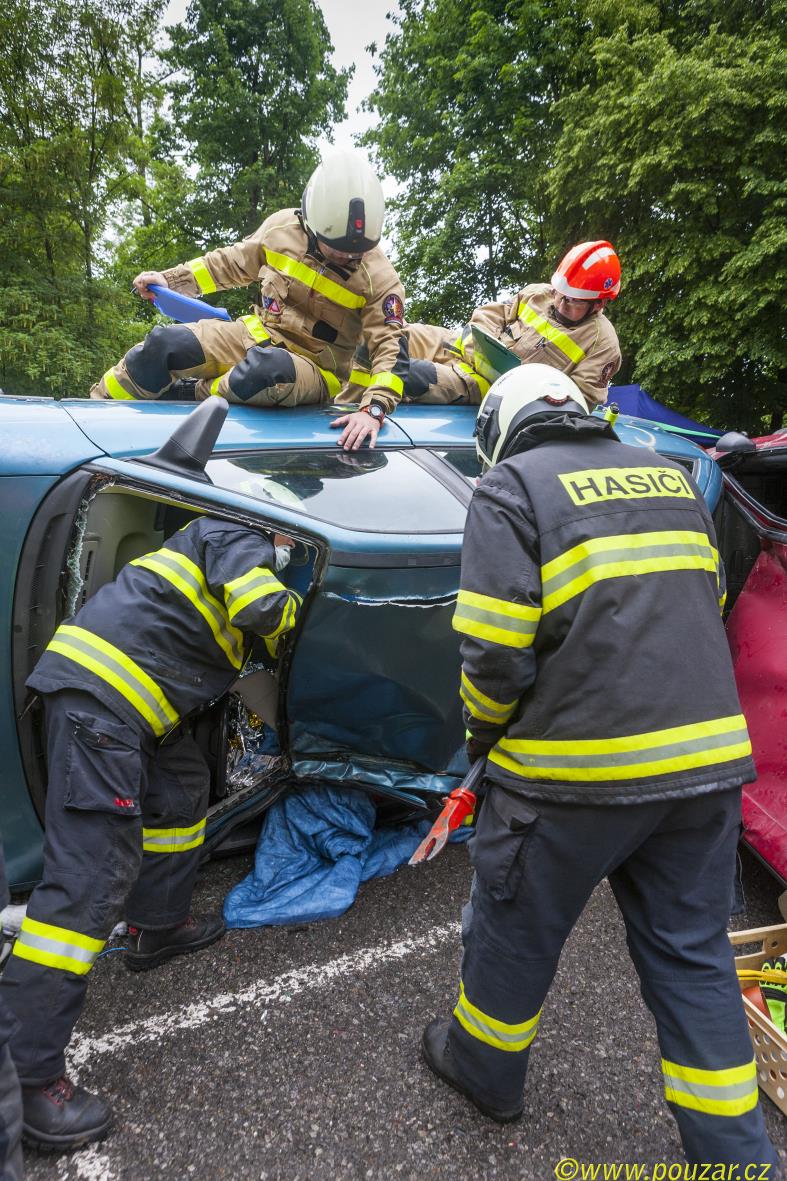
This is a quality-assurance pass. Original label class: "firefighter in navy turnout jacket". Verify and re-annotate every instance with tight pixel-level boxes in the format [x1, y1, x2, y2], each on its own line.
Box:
[420, 365, 778, 1171]
[91, 150, 408, 452]
[339, 242, 621, 408]
[0, 517, 300, 1152]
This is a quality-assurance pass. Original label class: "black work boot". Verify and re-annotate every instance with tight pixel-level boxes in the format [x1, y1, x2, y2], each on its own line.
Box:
[420, 1019, 524, 1123]
[22, 1076, 112, 1151]
[125, 913, 225, 972]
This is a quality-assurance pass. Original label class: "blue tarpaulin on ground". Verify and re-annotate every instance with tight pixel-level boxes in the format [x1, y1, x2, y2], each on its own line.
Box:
[223, 786, 435, 928]
[609, 385, 724, 447]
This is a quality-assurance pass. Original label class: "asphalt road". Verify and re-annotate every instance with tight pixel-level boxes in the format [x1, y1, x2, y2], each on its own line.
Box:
[22, 842, 787, 1181]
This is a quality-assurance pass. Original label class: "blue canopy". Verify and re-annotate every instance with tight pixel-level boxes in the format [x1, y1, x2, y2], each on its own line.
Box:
[609, 385, 724, 448]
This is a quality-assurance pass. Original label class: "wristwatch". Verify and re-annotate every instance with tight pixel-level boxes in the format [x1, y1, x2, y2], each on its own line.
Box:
[361, 401, 386, 428]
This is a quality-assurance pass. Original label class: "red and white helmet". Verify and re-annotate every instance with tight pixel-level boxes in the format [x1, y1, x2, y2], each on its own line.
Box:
[551, 241, 621, 301]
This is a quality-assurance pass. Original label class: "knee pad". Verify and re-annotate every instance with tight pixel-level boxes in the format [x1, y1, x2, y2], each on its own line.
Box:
[227, 345, 297, 402]
[403, 359, 438, 400]
[126, 325, 206, 393]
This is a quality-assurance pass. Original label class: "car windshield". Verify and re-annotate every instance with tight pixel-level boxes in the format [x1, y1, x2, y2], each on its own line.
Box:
[431, 448, 482, 486]
[206, 450, 468, 533]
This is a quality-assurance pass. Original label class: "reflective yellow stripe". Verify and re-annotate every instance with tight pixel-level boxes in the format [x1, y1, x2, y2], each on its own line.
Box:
[460, 670, 517, 725]
[318, 366, 342, 398]
[456, 361, 491, 398]
[453, 590, 541, 648]
[265, 250, 366, 309]
[104, 369, 135, 400]
[518, 302, 585, 364]
[368, 371, 404, 398]
[541, 530, 718, 613]
[12, 916, 105, 976]
[454, 981, 540, 1052]
[131, 548, 244, 668]
[490, 714, 752, 782]
[48, 624, 178, 737]
[186, 257, 217, 295]
[241, 313, 271, 344]
[142, 817, 206, 853]
[349, 368, 372, 387]
[224, 566, 294, 622]
[662, 1058, 758, 1118]
[262, 591, 301, 657]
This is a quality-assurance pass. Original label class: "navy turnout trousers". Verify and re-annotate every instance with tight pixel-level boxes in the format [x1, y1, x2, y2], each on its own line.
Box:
[0, 690, 210, 1085]
[449, 783, 779, 1171]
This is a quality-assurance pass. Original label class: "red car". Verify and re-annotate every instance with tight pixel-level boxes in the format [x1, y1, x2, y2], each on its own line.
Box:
[713, 429, 787, 884]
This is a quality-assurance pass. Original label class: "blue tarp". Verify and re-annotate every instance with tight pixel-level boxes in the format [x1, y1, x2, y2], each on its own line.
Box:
[223, 786, 436, 928]
[609, 385, 724, 447]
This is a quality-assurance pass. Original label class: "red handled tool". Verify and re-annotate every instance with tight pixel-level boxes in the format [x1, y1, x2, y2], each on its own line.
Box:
[409, 757, 487, 865]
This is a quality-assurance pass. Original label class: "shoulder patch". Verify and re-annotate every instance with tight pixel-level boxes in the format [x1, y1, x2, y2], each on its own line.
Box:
[597, 361, 617, 385]
[382, 293, 404, 326]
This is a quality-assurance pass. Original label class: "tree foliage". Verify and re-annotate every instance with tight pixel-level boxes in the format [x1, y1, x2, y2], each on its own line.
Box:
[163, 0, 350, 242]
[365, 0, 787, 429]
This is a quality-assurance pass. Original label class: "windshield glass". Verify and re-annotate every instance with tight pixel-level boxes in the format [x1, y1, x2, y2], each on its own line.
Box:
[431, 448, 483, 487]
[206, 450, 468, 533]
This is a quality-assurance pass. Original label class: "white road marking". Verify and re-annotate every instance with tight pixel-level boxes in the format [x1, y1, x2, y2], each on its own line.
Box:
[68, 922, 460, 1076]
[41, 923, 459, 1180]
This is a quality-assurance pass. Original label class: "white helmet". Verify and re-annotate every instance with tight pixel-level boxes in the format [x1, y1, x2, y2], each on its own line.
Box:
[475, 364, 589, 468]
[302, 149, 385, 254]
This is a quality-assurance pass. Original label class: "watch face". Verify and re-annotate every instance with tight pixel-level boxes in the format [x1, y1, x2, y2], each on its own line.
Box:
[368, 404, 384, 420]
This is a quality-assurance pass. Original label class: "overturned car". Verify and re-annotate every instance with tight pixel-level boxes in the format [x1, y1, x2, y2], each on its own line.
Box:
[1, 395, 723, 889]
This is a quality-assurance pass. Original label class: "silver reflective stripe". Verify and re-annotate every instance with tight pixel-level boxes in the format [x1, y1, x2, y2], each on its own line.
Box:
[225, 573, 282, 618]
[499, 726, 750, 771]
[51, 630, 174, 735]
[460, 677, 514, 723]
[135, 550, 243, 667]
[543, 540, 715, 598]
[454, 604, 539, 641]
[664, 1073, 757, 1104]
[16, 930, 95, 967]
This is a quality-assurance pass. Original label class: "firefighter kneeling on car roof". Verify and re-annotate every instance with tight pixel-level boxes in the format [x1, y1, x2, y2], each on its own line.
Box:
[0, 516, 299, 1151]
[418, 364, 779, 1175]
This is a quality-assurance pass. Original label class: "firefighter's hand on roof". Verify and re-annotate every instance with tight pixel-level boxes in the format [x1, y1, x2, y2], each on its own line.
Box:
[133, 271, 168, 301]
[330, 410, 382, 452]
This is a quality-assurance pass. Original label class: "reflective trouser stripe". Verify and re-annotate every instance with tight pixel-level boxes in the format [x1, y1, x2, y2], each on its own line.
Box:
[185, 257, 217, 295]
[541, 530, 719, 613]
[12, 916, 104, 976]
[264, 251, 367, 309]
[368, 371, 404, 399]
[455, 361, 490, 398]
[454, 981, 540, 1052]
[453, 590, 541, 648]
[142, 817, 207, 853]
[131, 549, 244, 669]
[662, 1057, 759, 1117]
[241, 313, 272, 344]
[47, 625, 178, 737]
[318, 366, 342, 398]
[490, 714, 752, 782]
[103, 369, 135, 400]
[460, 669, 517, 725]
[517, 302, 585, 364]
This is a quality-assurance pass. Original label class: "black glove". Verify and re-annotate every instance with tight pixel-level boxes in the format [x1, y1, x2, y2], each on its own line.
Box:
[466, 736, 493, 765]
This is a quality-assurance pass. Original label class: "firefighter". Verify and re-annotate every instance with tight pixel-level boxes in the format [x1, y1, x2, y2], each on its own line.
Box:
[0, 843, 24, 1180]
[91, 150, 408, 451]
[0, 516, 300, 1151]
[421, 365, 779, 1171]
[349, 241, 620, 407]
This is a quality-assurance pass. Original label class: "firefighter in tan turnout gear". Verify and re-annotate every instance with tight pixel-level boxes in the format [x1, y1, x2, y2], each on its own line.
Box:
[0, 488, 300, 1152]
[420, 365, 779, 1174]
[91, 150, 408, 450]
[351, 241, 621, 407]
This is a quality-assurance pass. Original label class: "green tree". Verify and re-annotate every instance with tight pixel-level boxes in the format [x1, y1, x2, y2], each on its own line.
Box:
[163, 0, 351, 243]
[549, 7, 787, 430]
[0, 0, 163, 396]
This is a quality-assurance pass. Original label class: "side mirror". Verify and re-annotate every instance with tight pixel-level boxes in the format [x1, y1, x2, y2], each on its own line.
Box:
[714, 431, 756, 454]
